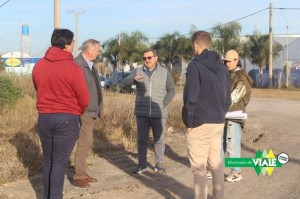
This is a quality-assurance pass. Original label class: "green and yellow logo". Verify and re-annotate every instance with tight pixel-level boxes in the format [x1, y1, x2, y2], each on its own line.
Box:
[225, 149, 288, 176]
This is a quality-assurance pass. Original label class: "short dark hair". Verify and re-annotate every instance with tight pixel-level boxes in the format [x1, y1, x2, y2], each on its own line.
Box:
[142, 49, 158, 56]
[51, 29, 74, 49]
[191, 31, 212, 49]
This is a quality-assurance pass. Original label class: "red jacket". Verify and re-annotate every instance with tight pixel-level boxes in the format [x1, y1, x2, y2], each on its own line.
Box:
[32, 47, 89, 115]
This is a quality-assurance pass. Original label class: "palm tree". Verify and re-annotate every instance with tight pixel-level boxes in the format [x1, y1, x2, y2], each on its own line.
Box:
[102, 38, 119, 72]
[153, 32, 180, 71]
[211, 22, 242, 57]
[247, 30, 283, 87]
[153, 32, 193, 71]
[119, 31, 149, 68]
[102, 31, 149, 72]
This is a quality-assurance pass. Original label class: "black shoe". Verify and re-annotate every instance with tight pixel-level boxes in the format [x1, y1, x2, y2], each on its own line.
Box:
[154, 162, 166, 173]
[133, 166, 147, 174]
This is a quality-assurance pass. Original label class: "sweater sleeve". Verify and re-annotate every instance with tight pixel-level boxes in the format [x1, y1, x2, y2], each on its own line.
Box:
[123, 70, 137, 86]
[163, 71, 176, 106]
[182, 62, 200, 128]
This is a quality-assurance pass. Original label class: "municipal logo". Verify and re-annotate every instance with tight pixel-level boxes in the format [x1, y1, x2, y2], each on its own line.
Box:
[225, 149, 287, 176]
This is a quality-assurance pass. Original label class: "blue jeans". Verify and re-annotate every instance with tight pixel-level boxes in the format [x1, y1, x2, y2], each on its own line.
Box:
[222, 120, 242, 173]
[38, 113, 80, 199]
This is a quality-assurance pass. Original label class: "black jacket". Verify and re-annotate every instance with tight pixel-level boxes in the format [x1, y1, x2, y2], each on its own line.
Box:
[182, 49, 231, 128]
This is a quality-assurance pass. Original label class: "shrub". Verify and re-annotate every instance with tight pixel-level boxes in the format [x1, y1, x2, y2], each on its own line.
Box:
[0, 77, 23, 107]
[0, 56, 5, 72]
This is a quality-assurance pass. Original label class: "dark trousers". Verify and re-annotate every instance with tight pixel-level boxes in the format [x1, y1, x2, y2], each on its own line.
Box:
[136, 116, 166, 167]
[38, 113, 80, 199]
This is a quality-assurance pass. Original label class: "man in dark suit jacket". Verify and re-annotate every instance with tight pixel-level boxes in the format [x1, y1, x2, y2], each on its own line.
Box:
[72, 39, 103, 188]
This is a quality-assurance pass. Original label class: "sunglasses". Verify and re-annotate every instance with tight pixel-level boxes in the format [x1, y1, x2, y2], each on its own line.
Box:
[143, 56, 155, 61]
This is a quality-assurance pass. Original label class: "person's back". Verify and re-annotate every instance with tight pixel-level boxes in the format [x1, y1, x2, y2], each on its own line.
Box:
[182, 31, 231, 199]
[33, 46, 89, 115]
[32, 28, 89, 199]
[183, 49, 231, 127]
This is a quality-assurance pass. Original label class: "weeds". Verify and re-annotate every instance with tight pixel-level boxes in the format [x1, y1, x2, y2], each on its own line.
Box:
[0, 75, 183, 184]
[1, 74, 299, 185]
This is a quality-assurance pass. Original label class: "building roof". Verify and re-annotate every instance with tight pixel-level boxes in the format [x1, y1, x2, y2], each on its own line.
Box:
[0, 51, 31, 58]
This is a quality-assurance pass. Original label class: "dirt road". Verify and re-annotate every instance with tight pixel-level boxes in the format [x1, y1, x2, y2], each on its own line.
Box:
[0, 98, 299, 199]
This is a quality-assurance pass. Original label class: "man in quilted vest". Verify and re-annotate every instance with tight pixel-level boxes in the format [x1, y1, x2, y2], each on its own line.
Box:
[124, 49, 175, 174]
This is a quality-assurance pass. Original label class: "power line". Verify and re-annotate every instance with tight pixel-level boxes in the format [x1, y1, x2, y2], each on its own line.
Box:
[31, 47, 48, 57]
[94, 6, 300, 45]
[274, 8, 300, 10]
[204, 7, 269, 32]
[0, 0, 10, 7]
[123, 7, 270, 41]
[136, 7, 298, 41]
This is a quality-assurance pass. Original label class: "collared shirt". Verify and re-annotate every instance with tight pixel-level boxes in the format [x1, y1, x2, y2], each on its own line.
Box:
[82, 55, 94, 71]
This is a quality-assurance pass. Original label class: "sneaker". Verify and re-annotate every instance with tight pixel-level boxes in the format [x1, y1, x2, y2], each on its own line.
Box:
[133, 166, 147, 174]
[154, 162, 166, 173]
[226, 171, 242, 182]
[206, 171, 212, 179]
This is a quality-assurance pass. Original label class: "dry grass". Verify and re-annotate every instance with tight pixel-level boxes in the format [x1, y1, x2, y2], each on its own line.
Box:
[0, 74, 299, 185]
[251, 88, 300, 101]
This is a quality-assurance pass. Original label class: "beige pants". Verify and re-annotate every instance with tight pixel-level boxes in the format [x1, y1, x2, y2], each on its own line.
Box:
[74, 115, 96, 179]
[186, 123, 224, 199]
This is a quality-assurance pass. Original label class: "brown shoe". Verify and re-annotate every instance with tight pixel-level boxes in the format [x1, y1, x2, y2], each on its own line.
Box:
[73, 178, 91, 188]
[84, 173, 98, 183]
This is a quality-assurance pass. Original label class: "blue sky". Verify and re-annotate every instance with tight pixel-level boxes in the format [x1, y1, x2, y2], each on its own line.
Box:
[0, 0, 300, 57]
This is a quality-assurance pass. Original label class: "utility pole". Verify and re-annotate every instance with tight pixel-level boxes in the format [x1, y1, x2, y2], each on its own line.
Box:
[118, 33, 121, 71]
[285, 20, 289, 88]
[54, 0, 60, 28]
[69, 10, 85, 56]
[268, 2, 273, 88]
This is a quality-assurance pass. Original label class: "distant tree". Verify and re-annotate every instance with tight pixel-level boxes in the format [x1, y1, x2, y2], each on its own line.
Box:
[102, 38, 119, 72]
[152, 32, 193, 71]
[211, 22, 242, 57]
[119, 31, 149, 67]
[102, 31, 149, 72]
[176, 36, 193, 60]
[153, 32, 180, 70]
[247, 30, 283, 87]
[238, 38, 251, 72]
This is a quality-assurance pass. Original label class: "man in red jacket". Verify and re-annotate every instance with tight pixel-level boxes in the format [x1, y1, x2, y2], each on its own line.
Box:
[32, 28, 89, 199]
